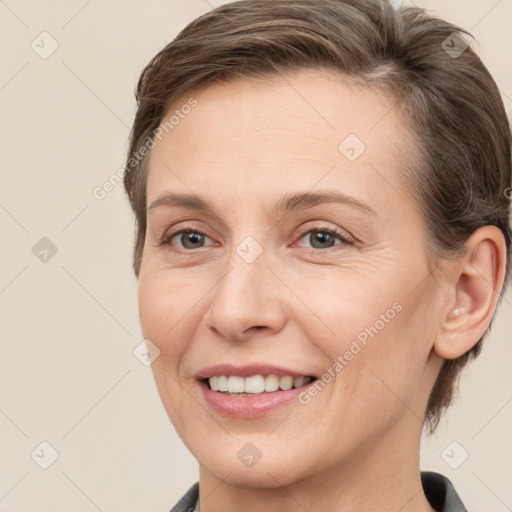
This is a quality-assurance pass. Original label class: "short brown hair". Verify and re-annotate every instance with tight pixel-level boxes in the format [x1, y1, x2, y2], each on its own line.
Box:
[124, 0, 512, 431]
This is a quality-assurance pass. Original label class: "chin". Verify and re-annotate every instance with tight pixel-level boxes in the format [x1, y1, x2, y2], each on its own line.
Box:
[192, 435, 317, 488]
[201, 455, 304, 489]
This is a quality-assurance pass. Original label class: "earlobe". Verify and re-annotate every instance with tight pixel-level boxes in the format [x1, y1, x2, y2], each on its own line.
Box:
[433, 226, 507, 360]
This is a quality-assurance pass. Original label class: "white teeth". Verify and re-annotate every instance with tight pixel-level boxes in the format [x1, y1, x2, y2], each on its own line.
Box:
[207, 374, 313, 394]
[264, 375, 279, 392]
[217, 376, 228, 392]
[245, 375, 265, 393]
[293, 377, 305, 388]
[279, 376, 293, 391]
[227, 376, 245, 393]
[209, 376, 219, 391]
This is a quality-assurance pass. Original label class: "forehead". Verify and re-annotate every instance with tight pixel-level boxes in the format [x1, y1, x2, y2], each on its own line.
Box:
[145, 68, 413, 216]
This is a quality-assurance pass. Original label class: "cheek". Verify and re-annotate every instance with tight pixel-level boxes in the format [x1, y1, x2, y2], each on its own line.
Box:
[341, 293, 433, 419]
[137, 271, 197, 362]
[137, 273, 199, 433]
[288, 270, 403, 353]
[295, 271, 430, 410]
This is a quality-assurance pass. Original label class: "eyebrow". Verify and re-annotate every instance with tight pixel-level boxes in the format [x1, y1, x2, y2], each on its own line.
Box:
[148, 190, 376, 216]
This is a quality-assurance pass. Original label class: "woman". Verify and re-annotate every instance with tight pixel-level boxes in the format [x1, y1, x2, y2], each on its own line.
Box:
[123, 0, 511, 510]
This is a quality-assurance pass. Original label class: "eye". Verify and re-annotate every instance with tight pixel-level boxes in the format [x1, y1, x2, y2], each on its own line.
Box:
[295, 226, 353, 251]
[159, 225, 353, 253]
[161, 229, 215, 250]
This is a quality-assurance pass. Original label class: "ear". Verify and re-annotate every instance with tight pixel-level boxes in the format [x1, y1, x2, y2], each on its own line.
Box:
[434, 225, 508, 360]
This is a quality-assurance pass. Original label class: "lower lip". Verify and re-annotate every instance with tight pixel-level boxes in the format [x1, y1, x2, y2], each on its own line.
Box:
[198, 380, 314, 418]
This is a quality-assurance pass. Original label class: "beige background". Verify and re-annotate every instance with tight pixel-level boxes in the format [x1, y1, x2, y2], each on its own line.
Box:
[0, 0, 510, 510]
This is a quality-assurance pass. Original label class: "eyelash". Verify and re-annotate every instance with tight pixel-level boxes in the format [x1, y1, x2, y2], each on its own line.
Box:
[159, 224, 353, 254]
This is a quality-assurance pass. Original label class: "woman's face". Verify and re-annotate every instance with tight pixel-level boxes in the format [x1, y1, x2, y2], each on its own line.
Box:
[138, 69, 444, 488]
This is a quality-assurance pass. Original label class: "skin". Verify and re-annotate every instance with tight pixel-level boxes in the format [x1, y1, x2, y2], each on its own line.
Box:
[137, 68, 506, 512]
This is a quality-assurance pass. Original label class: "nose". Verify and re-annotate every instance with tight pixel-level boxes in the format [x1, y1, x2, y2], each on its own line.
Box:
[203, 242, 287, 342]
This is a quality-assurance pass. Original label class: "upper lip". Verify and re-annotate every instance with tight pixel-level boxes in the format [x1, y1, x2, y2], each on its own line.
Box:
[195, 364, 317, 380]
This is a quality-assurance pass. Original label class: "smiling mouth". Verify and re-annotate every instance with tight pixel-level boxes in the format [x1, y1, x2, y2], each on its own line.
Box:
[204, 374, 317, 396]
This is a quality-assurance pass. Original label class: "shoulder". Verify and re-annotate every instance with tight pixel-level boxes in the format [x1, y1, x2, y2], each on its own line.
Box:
[169, 482, 199, 512]
[421, 471, 468, 512]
